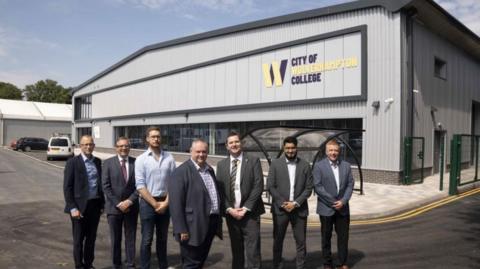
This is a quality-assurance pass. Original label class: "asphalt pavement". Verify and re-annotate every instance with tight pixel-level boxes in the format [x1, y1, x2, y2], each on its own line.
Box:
[1, 147, 479, 269]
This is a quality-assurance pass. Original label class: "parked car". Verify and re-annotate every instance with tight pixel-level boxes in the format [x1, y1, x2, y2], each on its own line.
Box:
[16, 137, 48, 151]
[47, 136, 74, 160]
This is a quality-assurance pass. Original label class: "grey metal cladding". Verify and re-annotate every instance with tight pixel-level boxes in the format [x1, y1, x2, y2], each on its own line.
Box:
[72, 0, 419, 93]
[75, 25, 368, 101]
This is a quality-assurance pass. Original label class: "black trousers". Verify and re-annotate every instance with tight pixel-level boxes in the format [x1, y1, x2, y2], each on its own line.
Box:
[272, 212, 307, 269]
[71, 198, 102, 269]
[320, 212, 350, 267]
[180, 215, 221, 269]
[226, 214, 262, 269]
[107, 207, 138, 269]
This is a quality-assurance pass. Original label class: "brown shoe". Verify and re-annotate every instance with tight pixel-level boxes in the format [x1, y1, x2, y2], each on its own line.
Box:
[337, 266, 349, 269]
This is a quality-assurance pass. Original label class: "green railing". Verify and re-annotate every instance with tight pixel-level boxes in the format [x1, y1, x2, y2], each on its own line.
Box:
[448, 134, 480, 195]
[403, 136, 425, 185]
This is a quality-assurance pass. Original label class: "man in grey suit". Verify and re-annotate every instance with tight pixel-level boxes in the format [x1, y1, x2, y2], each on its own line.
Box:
[102, 137, 139, 269]
[169, 139, 223, 268]
[217, 131, 265, 269]
[313, 139, 354, 269]
[267, 136, 313, 269]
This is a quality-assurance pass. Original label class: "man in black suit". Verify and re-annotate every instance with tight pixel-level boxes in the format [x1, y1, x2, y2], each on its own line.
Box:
[63, 135, 104, 269]
[267, 136, 313, 269]
[102, 137, 139, 269]
[216, 131, 265, 269]
[313, 140, 354, 269]
[169, 139, 223, 268]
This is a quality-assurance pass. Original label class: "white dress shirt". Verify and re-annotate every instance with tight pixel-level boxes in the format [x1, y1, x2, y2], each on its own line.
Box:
[330, 160, 340, 194]
[286, 158, 297, 201]
[230, 153, 243, 208]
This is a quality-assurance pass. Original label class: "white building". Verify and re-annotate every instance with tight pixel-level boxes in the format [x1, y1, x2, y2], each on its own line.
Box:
[72, 0, 480, 184]
[0, 99, 72, 145]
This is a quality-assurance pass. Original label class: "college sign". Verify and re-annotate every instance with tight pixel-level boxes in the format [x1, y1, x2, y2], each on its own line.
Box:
[261, 29, 364, 100]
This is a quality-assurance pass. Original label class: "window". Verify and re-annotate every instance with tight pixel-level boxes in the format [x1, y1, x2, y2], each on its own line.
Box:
[74, 95, 92, 120]
[434, 57, 447, 79]
[113, 119, 363, 163]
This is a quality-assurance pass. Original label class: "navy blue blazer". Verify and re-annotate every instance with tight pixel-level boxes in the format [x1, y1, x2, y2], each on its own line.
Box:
[63, 154, 105, 214]
[168, 159, 223, 247]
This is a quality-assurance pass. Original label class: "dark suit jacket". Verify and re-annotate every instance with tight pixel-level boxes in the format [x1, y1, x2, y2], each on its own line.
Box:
[266, 156, 313, 217]
[64, 154, 104, 214]
[168, 160, 223, 247]
[216, 153, 265, 217]
[102, 156, 139, 215]
[313, 158, 354, 216]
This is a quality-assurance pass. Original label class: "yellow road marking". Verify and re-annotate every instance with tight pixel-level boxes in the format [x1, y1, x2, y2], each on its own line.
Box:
[261, 188, 480, 226]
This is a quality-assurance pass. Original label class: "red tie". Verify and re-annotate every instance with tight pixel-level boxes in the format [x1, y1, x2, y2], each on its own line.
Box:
[121, 159, 128, 182]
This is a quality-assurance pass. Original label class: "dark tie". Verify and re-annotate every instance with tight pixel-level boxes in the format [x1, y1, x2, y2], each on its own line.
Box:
[230, 159, 238, 204]
[121, 159, 128, 182]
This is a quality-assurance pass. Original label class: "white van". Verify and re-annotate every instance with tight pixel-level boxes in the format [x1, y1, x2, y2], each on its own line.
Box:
[47, 136, 74, 160]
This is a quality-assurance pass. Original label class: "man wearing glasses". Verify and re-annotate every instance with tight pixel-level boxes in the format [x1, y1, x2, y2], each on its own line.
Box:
[102, 137, 139, 269]
[135, 127, 176, 269]
[63, 135, 104, 269]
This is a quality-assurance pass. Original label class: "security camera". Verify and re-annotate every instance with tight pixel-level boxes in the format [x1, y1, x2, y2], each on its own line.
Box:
[384, 98, 394, 104]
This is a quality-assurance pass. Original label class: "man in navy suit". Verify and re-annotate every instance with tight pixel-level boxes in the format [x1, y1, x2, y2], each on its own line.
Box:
[313, 139, 354, 269]
[64, 135, 104, 269]
[169, 139, 223, 269]
[102, 137, 138, 269]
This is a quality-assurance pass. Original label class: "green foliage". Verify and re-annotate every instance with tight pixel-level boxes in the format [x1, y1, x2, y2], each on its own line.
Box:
[0, 82, 22, 100]
[24, 79, 71, 104]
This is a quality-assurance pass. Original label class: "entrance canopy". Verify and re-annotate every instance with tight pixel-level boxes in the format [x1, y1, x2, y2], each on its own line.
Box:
[241, 126, 364, 194]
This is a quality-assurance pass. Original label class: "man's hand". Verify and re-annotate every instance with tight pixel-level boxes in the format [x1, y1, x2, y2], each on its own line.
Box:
[333, 200, 344, 210]
[282, 201, 296, 213]
[180, 233, 189, 242]
[116, 200, 132, 213]
[70, 209, 82, 219]
[155, 201, 168, 214]
[228, 208, 245, 220]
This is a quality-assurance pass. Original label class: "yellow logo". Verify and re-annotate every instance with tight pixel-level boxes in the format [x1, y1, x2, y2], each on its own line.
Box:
[262, 59, 288, 87]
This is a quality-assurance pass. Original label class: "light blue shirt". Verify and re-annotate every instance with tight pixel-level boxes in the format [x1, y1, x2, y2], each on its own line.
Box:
[81, 153, 99, 200]
[135, 148, 176, 197]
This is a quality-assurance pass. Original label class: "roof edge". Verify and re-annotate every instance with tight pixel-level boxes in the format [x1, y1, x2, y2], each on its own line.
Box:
[74, 0, 415, 93]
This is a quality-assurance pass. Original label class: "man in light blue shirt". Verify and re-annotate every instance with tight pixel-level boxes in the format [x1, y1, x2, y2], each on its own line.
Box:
[135, 127, 176, 269]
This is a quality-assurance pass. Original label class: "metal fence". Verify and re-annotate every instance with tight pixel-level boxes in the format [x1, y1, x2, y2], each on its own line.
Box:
[449, 134, 480, 195]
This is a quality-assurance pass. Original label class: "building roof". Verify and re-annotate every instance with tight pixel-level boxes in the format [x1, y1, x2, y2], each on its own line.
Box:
[0, 99, 72, 122]
[74, 0, 480, 93]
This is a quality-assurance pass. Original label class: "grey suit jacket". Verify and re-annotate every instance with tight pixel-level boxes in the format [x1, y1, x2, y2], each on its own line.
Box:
[313, 158, 354, 216]
[102, 156, 139, 215]
[266, 156, 313, 217]
[168, 160, 223, 247]
[217, 153, 265, 217]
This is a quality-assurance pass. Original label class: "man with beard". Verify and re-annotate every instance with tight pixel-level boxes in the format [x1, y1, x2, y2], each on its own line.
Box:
[267, 136, 313, 269]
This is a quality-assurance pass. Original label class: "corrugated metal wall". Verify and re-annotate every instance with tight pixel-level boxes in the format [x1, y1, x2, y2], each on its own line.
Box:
[3, 119, 71, 145]
[412, 21, 480, 169]
[75, 7, 403, 171]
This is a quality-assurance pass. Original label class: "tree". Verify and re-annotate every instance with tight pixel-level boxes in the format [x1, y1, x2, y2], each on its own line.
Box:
[0, 82, 22, 100]
[24, 79, 71, 104]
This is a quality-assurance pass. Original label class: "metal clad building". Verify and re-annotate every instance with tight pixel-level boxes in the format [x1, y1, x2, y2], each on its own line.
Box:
[72, 0, 480, 184]
[0, 99, 72, 145]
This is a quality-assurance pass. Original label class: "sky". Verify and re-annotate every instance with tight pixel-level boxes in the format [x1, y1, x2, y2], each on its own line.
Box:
[0, 0, 479, 89]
